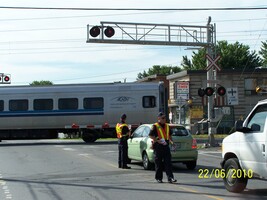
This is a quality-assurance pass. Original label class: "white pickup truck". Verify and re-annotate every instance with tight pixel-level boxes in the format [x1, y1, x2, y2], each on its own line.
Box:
[221, 99, 267, 193]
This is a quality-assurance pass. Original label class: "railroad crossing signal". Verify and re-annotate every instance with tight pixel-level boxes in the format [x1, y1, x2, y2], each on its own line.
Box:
[0, 74, 11, 84]
[89, 26, 115, 38]
[217, 86, 226, 96]
[198, 86, 226, 97]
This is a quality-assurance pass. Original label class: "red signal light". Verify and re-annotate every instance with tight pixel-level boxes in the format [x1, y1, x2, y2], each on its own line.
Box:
[205, 87, 214, 96]
[4, 75, 10, 82]
[1, 74, 11, 84]
[217, 86, 226, 96]
[104, 26, 115, 38]
[89, 26, 100, 37]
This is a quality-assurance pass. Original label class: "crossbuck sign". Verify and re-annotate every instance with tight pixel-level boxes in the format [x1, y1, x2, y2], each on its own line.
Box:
[205, 54, 221, 71]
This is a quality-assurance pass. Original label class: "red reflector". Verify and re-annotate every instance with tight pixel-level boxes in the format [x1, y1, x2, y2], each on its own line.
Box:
[87, 125, 94, 128]
[71, 123, 79, 129]
[102, 122, 109, 128]
[192, 138, 197, 149]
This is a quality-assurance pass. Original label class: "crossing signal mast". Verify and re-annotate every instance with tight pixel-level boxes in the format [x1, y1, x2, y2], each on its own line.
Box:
[86, 18, 218, 146]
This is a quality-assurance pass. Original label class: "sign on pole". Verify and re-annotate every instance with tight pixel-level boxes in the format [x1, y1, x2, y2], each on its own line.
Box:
[227, 88, 238, 105]
[205, 54, 221, 71]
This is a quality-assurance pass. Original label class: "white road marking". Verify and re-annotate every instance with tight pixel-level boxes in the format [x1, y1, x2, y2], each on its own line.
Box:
[0, 173, 13, 199]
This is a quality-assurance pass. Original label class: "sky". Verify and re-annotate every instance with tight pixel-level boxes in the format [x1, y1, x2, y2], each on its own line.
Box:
[0, 0, 267, 85]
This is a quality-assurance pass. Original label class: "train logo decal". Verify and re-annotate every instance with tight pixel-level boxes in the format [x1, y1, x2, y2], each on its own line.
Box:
[110, 96, 136, 108]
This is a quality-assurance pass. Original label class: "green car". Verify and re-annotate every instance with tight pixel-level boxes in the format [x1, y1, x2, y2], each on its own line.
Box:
[127, 124, 198, 170]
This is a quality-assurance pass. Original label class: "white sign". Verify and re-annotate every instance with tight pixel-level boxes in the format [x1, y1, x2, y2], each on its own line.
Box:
[227, 88, 239, 105]
[176, 82, 189, 100]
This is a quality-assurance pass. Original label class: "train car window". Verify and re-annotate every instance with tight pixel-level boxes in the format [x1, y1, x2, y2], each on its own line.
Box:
[143, 96, 156, 108]
[0, 100, 4, 111]
[83, 98, 104, 109]
[9, 99, 28, 111]
[34, 99, 53, 110]
[58, 98, 78, 110]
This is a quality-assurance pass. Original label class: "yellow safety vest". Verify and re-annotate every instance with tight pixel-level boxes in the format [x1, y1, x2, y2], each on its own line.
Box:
[154, 123, 170, 140]
[116, 123, 128, 139]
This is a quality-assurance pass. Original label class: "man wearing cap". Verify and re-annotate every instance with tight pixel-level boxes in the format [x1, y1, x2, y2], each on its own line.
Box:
[116, 114, 131, 169]
[149, 112, 177, 183]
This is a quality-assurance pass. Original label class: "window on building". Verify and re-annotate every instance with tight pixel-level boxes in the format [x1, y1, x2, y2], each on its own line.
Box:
[34, 99, 53, 110]
[58, 98, 78, 110]
[143, 96, 156, 108]
[0, 100, 4, 111]
[9, 99, 28, 111]
[83, 97, 104, 109]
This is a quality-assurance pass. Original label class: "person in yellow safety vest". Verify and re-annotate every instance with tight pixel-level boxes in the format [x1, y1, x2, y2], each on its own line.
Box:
[149, 112, 177, 183]
[116, 114, 131, 169]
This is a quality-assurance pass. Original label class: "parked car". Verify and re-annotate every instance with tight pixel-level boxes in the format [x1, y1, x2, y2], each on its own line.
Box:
[127, 124, 198, 170]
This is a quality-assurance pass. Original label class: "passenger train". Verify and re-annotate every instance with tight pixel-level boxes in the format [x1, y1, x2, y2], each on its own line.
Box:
[0, 82, 168, 143]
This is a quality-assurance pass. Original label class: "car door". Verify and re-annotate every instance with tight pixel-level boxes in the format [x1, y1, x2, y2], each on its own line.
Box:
[140, 126, 152, 152]
[128, 125, 145, 160]
[240, 104, 267, 177]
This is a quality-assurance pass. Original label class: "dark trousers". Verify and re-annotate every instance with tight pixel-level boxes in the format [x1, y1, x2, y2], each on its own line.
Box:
[118, 138, 128, 167]
[154, 145, 174, 180]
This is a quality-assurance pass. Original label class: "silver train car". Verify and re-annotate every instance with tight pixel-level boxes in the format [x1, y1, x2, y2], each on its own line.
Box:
[0, 82, 167, 143]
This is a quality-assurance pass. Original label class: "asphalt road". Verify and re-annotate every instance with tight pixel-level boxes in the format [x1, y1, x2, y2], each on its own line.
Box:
[0, 139, 266, 200]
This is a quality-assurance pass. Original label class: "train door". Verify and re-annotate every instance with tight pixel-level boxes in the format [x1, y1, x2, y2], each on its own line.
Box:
[158, 82, 168, 117]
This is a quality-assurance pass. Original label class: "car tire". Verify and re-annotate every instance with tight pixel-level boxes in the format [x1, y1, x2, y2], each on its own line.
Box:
[223, 158, 248, 193]
[127, 158, 132, 164]
[142, 152, 153, 170]
[185, 160, 197, 170]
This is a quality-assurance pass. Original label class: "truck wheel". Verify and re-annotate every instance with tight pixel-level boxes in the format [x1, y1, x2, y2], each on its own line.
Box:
[223, 158, 248, 193]
[82, 136, 97, 143]
[142, 152, 153, 170]
[186, 160, 197, 170]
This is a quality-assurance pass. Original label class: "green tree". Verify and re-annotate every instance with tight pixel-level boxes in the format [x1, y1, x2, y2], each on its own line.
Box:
[182, 41, 262, 70]
[181, 56, 193, 70]
[137, 65, 182, 80]
[259, 41, 267, 67]
[30, 80, 53, 86]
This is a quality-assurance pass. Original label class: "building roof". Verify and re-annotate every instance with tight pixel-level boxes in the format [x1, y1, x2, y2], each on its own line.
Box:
[167, 68, 267, 80]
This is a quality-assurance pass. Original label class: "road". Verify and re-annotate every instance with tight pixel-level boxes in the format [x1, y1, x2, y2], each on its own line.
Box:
[0, 139, 266, 200]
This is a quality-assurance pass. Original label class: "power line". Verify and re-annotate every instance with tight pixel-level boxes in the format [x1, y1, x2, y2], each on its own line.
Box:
[0, 6, 267, 11]
[0, 11, 174, 22]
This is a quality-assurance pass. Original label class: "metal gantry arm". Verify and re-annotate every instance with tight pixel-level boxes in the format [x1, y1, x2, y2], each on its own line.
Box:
[87, 21, 213, 47]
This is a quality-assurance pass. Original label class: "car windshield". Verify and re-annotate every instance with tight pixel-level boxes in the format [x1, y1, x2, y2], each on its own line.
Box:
[171, 127, 189, 136]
